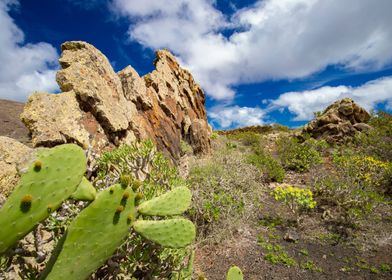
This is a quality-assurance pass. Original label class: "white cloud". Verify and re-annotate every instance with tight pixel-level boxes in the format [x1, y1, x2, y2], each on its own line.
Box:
[269, 76, 392, 121]
[0, 0, 59, 101]
[209, 105, 265, 129]
[111, 0, 392, 100]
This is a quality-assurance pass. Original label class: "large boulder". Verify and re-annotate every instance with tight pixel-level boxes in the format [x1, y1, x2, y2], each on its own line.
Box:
[303, 98, 371, 142]
[20, 41, 211, 162]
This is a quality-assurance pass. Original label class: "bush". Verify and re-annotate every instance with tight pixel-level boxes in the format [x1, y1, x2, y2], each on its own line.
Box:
[180, 140, 193, 156]
[332, 150, 392, 190]
[188, 162, 245, 239]
[313, 150, 387, 225]
[247, 147, 285, 183]
[227, 131, 261, 146]
[187, 143, 262, 241]
[354, 111, 392, 161]
[277, 136, 322, 172]
[210, 132, 219, 139]
[272, 185, 316, 223]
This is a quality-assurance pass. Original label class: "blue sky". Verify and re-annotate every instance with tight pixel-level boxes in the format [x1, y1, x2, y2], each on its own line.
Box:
[1, 0, 392, 129]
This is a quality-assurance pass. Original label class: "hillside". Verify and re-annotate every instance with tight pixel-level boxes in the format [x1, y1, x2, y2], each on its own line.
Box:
[188, 115, 392, 279]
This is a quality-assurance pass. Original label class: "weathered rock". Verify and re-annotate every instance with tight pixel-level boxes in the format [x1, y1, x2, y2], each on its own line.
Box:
[0, 136, 33, 196]
[283, 229, 300, 243]
[21, 92, 91, 148]
[303, 98, 371, 143]
[57, 41, 135, 133]
[21, 41, 211, 162]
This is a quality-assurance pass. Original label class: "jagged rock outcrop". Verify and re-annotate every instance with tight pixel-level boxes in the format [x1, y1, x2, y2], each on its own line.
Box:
[303, 98, 371, 142]
[20, 41, 211, 162]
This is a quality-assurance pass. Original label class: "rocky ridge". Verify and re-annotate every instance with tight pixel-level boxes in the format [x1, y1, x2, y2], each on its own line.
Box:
[303, 98, 371, 142]
[20, 41, 211, 161]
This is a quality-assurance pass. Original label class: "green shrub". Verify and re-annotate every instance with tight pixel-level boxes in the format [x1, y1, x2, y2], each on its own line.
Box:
[247, 147, 285, 183]
[226, 141, 237, 149]
[188, 162, 245, 238]
[277, 136, 322, 172]
[180, 140, 193, 155]
[332, 150, 392, 191]
[187, 144, 262, 242]
[354, 111, 392, 161]
[227, 131, 261, 146]
[210, 132, 219, 139]
[313, 150, 386, 225]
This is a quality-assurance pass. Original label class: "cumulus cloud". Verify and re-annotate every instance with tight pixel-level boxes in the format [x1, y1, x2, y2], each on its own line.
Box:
[269, 76, 392, 121]
[209, 105, 266, 129]
[0, 0, 59, 101]
[111, 0, 392, 100]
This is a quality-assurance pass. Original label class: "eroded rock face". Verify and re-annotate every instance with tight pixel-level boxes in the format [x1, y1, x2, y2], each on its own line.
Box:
[303, 98, 371, 142]
[0, 137, 33, 197]
[21, 41, 211, 161]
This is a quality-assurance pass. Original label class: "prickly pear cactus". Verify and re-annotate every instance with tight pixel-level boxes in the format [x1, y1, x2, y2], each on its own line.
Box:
[44, 184, 137, 280]
[70, 176, 96, 201]
[0, 144, 86, 253]
[133, 218, 195, 248]
[45, 185, 195, 279]
[137, 186, 192, 216]
[226, 266, 244, 280]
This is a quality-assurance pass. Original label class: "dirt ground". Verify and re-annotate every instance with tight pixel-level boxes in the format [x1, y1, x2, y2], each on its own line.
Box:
[0, 99, 30, 145]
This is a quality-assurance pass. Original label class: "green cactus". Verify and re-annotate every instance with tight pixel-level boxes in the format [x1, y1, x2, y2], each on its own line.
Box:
[0, 144, 86, 253]
[70, 177, 96, 201]
[44, 185, 195, 279]
[44, 184, 137, 280]
[137, 186, 191, 216]
[133, 219, 195, 248]
[226, 266, 244, 280]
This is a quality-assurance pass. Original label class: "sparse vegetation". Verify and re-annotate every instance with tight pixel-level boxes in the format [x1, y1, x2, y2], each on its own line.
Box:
[247, 146, 285, 183]
[277, 136, 323, 172]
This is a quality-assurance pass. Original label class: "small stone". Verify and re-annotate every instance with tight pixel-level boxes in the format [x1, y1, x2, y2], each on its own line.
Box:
[283, 229, 300, 242]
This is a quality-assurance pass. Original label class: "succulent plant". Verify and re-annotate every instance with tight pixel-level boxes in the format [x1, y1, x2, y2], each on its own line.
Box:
[44, 184, 195, 280]
[226, 266, 244, 280]
[0, 144, 86, 253]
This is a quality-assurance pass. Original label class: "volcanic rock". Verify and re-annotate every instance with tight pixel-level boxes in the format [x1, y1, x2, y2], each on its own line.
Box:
[303, 98, 371, 142]
[20, 41, 211, 161]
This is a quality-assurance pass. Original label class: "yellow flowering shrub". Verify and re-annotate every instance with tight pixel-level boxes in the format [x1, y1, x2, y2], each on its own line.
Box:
[333, 150, 392, 191]
[272, 185, 316, 223]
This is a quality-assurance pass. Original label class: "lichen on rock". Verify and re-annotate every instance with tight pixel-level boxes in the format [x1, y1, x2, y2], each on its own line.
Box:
[20, 41, 211, 162]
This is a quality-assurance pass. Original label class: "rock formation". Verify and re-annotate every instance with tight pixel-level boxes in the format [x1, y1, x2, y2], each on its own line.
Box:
[20, 41, 211, 162]
[302, 98, 371, 142]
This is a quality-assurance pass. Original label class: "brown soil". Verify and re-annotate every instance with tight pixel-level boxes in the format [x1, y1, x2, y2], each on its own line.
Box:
[195, 231, 392, 280]
[0, 99, 31, 145]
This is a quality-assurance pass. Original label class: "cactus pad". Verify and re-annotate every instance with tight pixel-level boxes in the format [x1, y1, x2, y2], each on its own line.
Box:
[132, 219, 195, 248]
[45, 184, 137, 280]
[226, 266, 244, 280]
[0, 144, 86, 253]
[137, 186, 192, 216]
[70, 177, 96, 201]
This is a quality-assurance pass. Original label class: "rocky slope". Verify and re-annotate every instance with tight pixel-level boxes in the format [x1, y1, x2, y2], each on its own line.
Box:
[20, 41, 211, 162]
